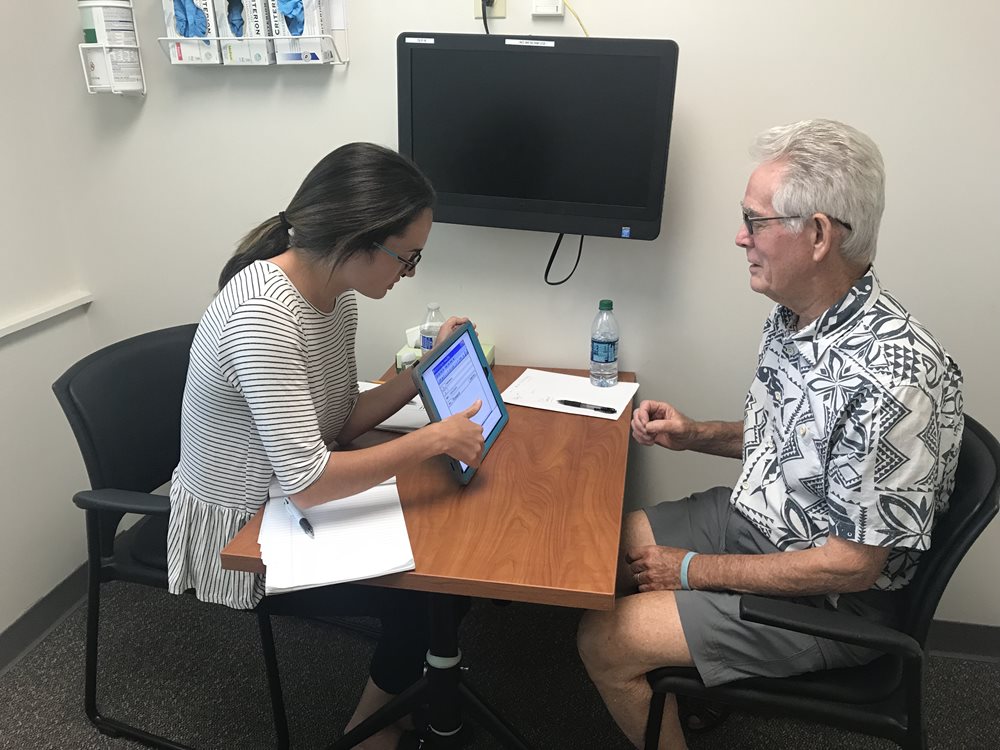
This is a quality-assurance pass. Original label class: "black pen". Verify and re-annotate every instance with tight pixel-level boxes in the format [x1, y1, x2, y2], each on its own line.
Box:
[558, 399, 617, 414]
[283, 497, 315, 539]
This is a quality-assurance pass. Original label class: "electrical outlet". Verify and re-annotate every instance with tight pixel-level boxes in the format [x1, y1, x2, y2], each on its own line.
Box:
[532, 1, 564, 16]
[474, 0, 506, 19]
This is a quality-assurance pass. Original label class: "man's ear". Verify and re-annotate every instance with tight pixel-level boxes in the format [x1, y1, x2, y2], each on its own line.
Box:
[810, 213, 835, 262]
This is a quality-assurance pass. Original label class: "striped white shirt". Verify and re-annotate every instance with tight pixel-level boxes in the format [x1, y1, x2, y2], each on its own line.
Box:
[167, 261, 359, 609]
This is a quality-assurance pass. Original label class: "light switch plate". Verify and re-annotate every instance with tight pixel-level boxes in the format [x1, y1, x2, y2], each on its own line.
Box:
[474, 0, 507, 19]
[532, 0, 564, 16]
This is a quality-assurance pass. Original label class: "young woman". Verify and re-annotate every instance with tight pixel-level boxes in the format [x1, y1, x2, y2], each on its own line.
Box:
[166, 142, 484, 750]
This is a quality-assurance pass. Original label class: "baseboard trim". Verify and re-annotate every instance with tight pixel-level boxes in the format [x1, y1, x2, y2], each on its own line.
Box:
[927, 619, 1000, 663]
[1, 568, 999, 673]
[0, 563, 87, 679]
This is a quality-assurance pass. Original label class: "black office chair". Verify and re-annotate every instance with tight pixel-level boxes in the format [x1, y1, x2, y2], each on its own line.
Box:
[53, 324, 289, 750]
[644, 414, 1000, 750]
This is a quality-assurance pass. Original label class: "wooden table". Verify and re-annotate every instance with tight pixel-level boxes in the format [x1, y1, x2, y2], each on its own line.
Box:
[221, 364, 635, 748]
[222, 365, 634, 612]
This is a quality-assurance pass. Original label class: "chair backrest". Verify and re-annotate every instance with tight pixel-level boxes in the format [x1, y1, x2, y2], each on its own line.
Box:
[901, 414, 1000, 645]
[53, 324, 198, 493]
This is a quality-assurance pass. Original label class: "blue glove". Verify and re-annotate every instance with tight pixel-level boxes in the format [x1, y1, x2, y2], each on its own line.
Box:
[173, 0, 207, 37]
[278, 0, 305, 36]
[227, 0, 245, 37]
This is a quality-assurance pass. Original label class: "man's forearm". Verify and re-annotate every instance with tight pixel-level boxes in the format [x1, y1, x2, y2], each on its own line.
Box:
[689, 420, 743, 459]
[687, 546, 879, 596]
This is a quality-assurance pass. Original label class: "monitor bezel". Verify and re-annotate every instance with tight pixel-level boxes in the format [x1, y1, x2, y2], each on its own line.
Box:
[397, 32, 679, 241]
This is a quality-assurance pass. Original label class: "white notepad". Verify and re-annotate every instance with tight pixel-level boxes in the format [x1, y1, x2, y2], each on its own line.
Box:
[358, 381, 429, 432]
[259, 477, 415, 595]
[501, 368, 639, 420]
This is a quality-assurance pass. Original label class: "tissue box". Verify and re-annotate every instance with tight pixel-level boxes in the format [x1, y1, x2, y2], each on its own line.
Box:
[395, 343, 496, 373]
[395, 346, 421, 373]
[397, 343, 495, 373]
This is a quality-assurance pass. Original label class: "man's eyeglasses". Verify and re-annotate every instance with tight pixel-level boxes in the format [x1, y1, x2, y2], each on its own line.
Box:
[373, 241, 421, 272]
[741, 208, 853, 236]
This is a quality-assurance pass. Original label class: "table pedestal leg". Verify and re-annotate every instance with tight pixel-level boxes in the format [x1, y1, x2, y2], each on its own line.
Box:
[327, 594, 531, 750]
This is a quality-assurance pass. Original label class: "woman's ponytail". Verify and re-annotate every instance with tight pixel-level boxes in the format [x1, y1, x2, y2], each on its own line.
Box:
[217, 214, 291, 290]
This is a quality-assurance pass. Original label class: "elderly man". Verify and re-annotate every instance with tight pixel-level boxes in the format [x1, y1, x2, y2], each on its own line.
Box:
[577, 119, 964, 749]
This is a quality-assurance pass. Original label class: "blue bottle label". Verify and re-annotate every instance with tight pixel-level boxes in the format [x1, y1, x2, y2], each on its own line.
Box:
[421, 334, 435, 351]
[591, 339, 618, 364]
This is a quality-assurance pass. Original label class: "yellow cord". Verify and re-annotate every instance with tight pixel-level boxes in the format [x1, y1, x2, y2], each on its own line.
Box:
[563, 1, 590, 37]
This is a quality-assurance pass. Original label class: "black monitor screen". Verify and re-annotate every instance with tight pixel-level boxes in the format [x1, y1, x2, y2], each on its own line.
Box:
[398, 34, 679, 240]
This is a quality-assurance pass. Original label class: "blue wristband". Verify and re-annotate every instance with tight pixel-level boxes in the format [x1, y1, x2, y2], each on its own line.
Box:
[680, 551, 698, 591]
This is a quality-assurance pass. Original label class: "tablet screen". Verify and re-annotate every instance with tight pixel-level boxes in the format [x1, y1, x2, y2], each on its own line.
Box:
[419, 328, 503, 471]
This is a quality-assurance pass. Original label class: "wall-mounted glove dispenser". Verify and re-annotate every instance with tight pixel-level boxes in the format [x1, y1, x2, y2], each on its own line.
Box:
[157, 0, 349, 66]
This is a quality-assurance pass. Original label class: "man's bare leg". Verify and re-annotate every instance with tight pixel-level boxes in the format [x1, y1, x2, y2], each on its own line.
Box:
[578, 591, 693, 749]
[616, 509, 657, 595]
[583, 509, 694, 749]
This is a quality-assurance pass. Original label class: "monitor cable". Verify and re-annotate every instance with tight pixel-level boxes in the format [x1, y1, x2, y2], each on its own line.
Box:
[481, 0, 491, 34]
[544, 233, 584, 285]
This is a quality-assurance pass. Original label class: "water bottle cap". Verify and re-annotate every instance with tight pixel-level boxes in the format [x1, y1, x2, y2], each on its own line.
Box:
[599, 299, 613, 311]
[427, 303, 440, 310]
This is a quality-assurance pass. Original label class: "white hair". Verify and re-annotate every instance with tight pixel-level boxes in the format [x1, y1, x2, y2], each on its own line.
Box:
[752, 119, 885, 266]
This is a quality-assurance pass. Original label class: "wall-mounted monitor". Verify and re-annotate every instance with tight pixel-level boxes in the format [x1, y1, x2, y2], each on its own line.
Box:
[397, 33, 679, 241]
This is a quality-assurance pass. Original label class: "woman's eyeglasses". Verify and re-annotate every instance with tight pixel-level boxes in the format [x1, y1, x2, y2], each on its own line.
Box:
[373, 241, 421, 271]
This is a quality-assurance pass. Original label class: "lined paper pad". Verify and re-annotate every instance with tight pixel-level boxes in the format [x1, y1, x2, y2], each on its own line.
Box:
[259, 479, 414, 595]
[501, 368, 639, 420]
[358, 381, 429, 432]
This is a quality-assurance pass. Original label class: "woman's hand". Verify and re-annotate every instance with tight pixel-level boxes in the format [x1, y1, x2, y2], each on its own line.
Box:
[431, 401, 485, 466]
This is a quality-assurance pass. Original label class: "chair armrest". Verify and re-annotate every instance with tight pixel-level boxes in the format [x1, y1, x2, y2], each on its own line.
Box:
[739, 594, 921, 660]
[73, 489, 170, 516]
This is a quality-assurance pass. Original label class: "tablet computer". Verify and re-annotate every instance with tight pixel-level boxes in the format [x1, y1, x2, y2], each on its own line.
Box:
[412, 322, 509, 484]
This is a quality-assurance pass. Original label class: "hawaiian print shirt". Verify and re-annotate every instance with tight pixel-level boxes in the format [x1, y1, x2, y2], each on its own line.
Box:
[731, 269, 964, 590]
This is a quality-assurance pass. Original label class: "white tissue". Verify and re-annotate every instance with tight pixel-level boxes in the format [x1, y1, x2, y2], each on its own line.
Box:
[405, 326, 420, 348]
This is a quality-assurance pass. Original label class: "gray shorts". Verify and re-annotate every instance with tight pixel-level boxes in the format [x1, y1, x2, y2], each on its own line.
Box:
[643, 487, 901, 687]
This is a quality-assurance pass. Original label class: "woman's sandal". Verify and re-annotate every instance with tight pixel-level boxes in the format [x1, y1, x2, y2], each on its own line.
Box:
[677, 696, 732, 733]
[396, 728, 425, 749]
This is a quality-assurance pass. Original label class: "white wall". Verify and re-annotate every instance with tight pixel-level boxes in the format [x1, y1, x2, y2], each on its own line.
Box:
[0, 4, 101, 629]
[2, 0, 997, 632]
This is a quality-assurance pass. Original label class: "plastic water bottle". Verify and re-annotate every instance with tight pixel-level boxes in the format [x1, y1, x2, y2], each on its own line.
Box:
[420, 303, 444, 355]
[590, 299, 619, 387]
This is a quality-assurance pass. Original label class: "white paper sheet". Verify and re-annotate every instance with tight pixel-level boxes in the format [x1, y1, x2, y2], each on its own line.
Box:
[358, 381, 429, 432]
[259, 478, 414, 595]
[501, 368, 639, 420]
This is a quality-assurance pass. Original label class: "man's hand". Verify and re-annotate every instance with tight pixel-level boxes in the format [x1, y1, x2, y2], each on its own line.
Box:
[431, 400, 485, 466]
[625, 545, 690, 592]
[631, 400, 696, 451]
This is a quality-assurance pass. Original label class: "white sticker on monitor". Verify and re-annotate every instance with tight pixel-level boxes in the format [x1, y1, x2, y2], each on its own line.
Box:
[505, 39, 555, 47]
